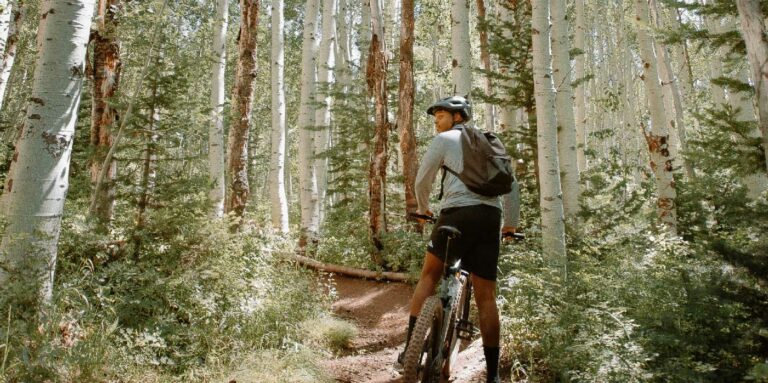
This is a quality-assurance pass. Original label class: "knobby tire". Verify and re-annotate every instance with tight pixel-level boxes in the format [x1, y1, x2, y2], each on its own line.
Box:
[403, 295, 442, 382]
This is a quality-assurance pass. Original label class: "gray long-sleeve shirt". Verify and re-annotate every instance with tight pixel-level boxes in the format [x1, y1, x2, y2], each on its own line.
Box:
[415, 126, 520, 227]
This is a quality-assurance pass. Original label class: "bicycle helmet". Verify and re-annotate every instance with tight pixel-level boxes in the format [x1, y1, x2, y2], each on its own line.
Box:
[426, 95, 472, 121]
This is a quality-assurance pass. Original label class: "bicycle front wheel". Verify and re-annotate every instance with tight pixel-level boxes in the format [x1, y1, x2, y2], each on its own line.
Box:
[403, 295, 443, 383]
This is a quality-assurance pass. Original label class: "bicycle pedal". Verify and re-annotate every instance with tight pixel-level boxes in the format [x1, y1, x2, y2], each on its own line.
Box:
[456, 320, 477, 340]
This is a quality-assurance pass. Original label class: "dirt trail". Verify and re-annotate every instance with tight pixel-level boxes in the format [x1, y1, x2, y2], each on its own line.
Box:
[321, 275, 488, 383]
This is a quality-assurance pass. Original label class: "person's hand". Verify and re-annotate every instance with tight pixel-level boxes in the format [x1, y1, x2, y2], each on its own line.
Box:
[501, 226, 517, 241]
[416, 210, 434, 224]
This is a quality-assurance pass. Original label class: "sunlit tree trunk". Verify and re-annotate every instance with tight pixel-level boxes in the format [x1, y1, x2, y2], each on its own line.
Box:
[225, 0, 260, 223]
[451, 0, 471, 96]
[367, 0, 389, 265]
[532, 0, 567, 280]
[731, 65, 768, 198]
[574, 0, 587, 171]
[297, 0, 320, 244]
[704, 9, 727, 107]
[314, 0, 336, 227]
[0, 0, 95, 305]
[477, 0, 494, 131]
[89, 0, 122, 230]
[497, 0, 519, 133]
[359, 0, 371, 74]
[270, 0, 289, 233]
[335, 0, 351, 89]
[209, 0, 228, 218]
[398, 0, 420, 231]
[0, 0, 23, 110]
[550, 0, 580, 218]
[736, 0, 768, 173]
[634, 0, 677, 233]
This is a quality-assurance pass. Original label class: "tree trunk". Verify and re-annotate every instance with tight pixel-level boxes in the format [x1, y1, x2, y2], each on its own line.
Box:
[574, 0, 587, 171]
[704, 9, 727, 107]
[550, 0, 580, 218]
[225, 0, 260, 224]
[367, 0, 389, 265]
[532, 0, 567, 280]
[634, 0, 678, 233]
[397, 0, 420, 232]
[89, 0, 122, 231]
[359, 0, 371, 75]
[270, 0, 289, 233]
[0, 0, 23, 110]
[335, 0, 351, 90]
[0, 0, 95, 305]
[476, 0, 494, 131]
[133, 82, 159, 259]
[451, 0, 472, 96]
[297, 0, 320, 245]
[209, 0, 228, 218]
[736, 0, 768, 173]
[314, 0, 336, 227]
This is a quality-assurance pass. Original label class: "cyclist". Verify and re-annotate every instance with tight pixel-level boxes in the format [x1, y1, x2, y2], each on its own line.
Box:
[397, 96, 520, 383]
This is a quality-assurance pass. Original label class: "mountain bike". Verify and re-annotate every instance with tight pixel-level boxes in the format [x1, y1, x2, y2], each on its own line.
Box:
[402, 213, 523, 383]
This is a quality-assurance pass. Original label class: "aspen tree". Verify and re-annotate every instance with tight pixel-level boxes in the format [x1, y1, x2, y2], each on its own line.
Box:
[209, 0, 228, 218]
[550, 0, 580, 217]
[634, 0, 678, 233]
[574, 0, 587, 171]
[359, 0, 371, 73]
[0, 0, 22, 109]
[89, 0, 122, 230]
[0, 0, 95, 304]
[532, 0, 567, 279]
[735, 0, 768, 173]
[451, 0, 472, 96]
[297, 0, 320, 244]
[731, 65, 768, 198]
[704, 9, 727, 106]
[335, 0, 351, 89]
[398, 0, 420, 231]
[477, 0, 495, 131]
[270, 0, 289, 233]
[225, 0, 260, 222]
[497, 0, 520, 133]
[367, 0, 389, 264]
[314, 0, 336, 226]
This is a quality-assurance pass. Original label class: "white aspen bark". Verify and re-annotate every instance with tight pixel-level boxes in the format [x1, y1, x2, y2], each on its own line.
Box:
[704, 10, 727, 106]
[731, 64, 768, 197]
[314, 0, 336, 227]
[298, 0, 320, 241]
[0, 0, 22, 109]
[550, 0, 580, 218]
[476, 0, 495, 131]
[0, 0, 95, 304]
[270, 0, 289, 233]
[0, 0, 11, 63]
[532, 0, 567, 279]
[335, 0, 351, 89]
[634, 0, 678, 233]
[209, 0, 228, 218]
[497, 0, 518, 133]
[451, 0, 472, 96]
[359, 0, 371, 72]
[736, 0, 768, 173]
[574, 0, 587, 171]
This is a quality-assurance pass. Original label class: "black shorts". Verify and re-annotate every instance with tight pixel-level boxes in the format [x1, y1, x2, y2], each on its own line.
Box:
[427, 204, 502, 281]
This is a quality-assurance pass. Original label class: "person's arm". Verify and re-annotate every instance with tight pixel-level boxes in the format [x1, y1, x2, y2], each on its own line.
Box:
[501, 179, 520, 236]
[415, 136, 445, 215]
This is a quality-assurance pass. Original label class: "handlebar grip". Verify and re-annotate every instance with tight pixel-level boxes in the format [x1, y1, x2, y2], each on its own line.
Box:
[503, 232, 525, 240]
[408, 213, 436, 223]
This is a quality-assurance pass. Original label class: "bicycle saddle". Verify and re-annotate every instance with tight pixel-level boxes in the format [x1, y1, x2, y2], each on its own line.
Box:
[438, 225, 462, 239]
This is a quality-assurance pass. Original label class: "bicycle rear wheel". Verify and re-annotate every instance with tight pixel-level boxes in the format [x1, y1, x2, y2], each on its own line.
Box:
[442, 276, 469, 377]
[403, 295, 443, 383]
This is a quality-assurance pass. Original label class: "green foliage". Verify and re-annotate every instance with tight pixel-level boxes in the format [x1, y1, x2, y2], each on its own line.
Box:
[300, 316, 359, 354]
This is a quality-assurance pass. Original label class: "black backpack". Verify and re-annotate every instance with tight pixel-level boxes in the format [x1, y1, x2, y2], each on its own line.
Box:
[441, 124, 515, 197]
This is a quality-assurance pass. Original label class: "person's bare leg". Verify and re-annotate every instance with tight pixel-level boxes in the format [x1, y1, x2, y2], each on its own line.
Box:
[409, 252, 444, 316]
[472, 273, 500, 382]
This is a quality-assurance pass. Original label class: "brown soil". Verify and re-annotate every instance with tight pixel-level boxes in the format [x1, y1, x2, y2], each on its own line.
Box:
[320, 275, 489, 383]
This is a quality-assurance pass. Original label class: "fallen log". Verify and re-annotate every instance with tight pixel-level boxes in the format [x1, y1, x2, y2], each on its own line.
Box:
[282, 252, 413, 283]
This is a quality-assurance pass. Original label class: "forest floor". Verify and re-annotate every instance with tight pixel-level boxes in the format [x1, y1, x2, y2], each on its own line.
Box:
[320, 275, 491, 383]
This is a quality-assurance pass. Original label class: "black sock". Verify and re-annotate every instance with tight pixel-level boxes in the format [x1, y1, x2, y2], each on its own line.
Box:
[404, 315, 417, 348]
[483, 346, 500, 381]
